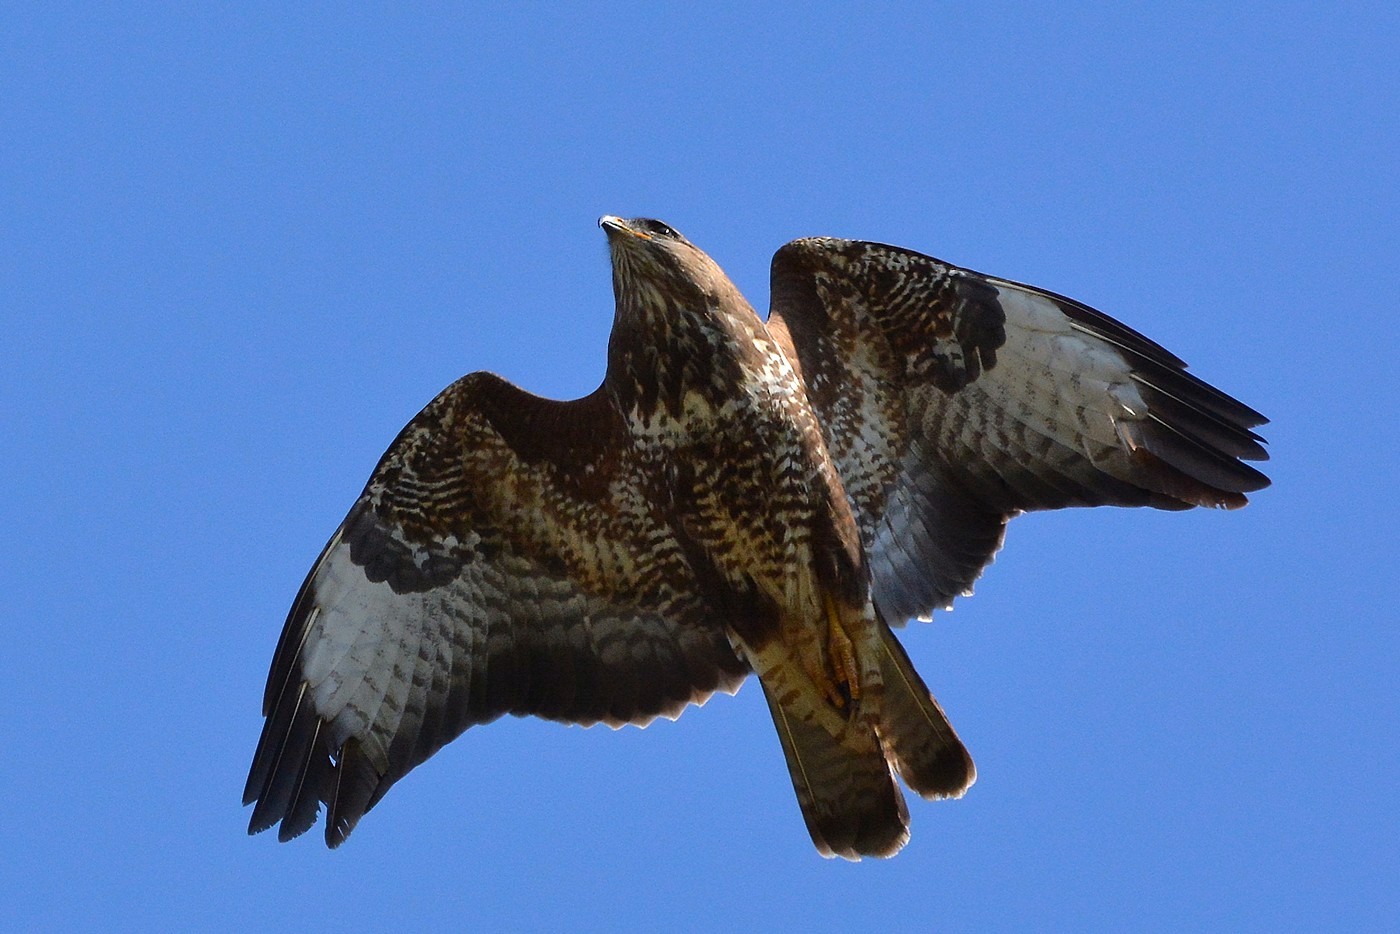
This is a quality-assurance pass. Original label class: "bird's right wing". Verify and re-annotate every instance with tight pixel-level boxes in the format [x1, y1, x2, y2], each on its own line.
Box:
[243, 372, 747, 847]
[766, 237, 1269, 625]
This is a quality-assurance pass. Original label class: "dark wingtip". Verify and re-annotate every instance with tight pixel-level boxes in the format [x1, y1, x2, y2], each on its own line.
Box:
[325, 739, 381, 849]
[245, 683, 319, 836]
[1031, 286, 1273, 500]
[245, 678, 349, 846]
[1119, 418, 1271, 510]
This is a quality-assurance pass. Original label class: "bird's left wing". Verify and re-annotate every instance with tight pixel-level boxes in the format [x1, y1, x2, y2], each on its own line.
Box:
[766, 238, 1270, 625]
[244, 372, 747, 846]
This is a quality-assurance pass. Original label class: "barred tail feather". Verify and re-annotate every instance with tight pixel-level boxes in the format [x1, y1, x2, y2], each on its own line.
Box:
[874, 620, 976, 799]
[757, 676, 909, 860]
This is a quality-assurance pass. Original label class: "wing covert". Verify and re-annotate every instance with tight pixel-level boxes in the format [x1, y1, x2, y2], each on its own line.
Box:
[243, 372, 747, 846]
[767, 238, 1270, 624]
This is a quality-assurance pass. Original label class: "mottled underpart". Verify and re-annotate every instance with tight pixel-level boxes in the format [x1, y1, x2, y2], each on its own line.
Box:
[246, 218, 1266, 858]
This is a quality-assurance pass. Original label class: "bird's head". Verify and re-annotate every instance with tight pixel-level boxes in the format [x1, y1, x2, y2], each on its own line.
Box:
[599, 216, 732, 314]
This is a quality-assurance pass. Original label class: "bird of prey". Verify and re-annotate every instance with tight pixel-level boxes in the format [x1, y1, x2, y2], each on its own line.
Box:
[243, 216, 1269, 859]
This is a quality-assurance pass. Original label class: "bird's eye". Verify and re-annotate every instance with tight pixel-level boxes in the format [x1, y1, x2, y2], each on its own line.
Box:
[638, 219, 681, 240]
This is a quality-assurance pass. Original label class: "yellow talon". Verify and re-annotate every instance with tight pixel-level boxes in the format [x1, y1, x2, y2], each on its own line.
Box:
[824, 594, 861, 704]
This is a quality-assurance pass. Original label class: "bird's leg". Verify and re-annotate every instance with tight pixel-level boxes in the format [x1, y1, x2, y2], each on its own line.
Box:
[823, 593, 861, 706]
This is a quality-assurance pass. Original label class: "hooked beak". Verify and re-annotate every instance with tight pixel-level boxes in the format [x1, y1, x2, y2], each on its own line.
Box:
[599, 215, 652, 240]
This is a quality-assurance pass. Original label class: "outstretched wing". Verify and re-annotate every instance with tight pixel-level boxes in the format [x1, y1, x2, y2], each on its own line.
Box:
[243, 372, 747, 846]
[766, 238, 1270, 624]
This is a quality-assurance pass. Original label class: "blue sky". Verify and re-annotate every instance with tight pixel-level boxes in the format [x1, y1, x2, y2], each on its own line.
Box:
[4, 4, 1397, 931]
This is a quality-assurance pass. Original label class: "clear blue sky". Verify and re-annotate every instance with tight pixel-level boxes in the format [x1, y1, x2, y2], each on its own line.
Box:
[4, 5, 1396, 931]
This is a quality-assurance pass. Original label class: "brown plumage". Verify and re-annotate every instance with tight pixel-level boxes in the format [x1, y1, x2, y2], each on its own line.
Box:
[244, 216, 1269, 857]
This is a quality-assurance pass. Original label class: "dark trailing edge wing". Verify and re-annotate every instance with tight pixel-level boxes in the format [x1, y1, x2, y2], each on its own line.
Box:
[247, 220, 1269, 859]
[243, 372, 747, 846]
[766, 238, 1269, 624]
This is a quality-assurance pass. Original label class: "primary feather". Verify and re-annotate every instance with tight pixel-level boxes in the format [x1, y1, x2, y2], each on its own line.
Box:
[245, 218, 1268, 856]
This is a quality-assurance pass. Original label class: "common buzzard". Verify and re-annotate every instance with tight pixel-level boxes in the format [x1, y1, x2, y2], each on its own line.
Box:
[243, 216, 1269, 858]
